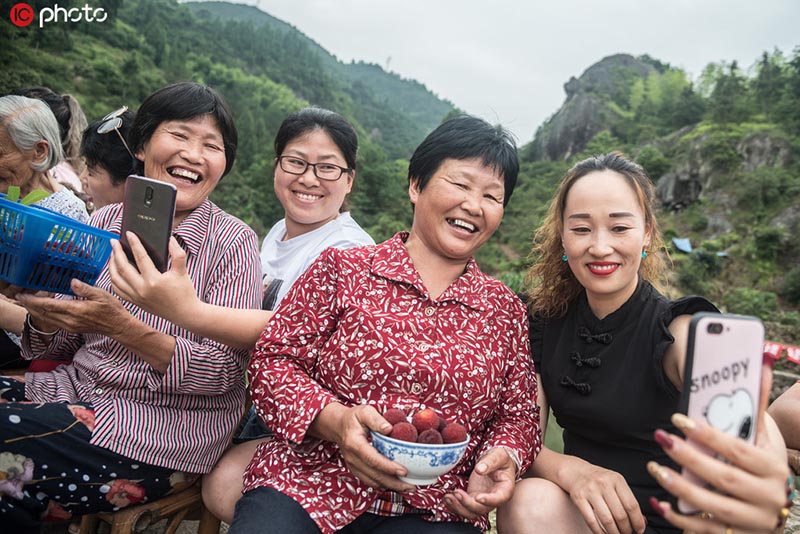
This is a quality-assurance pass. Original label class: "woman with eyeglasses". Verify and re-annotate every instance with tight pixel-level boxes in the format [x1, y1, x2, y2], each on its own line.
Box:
[79, 107, 135, 212]
[228, 115, 539, 534]
[108, 106, 374, 523]
[0, 82, 262, 533]
[0, 95, 90, 370]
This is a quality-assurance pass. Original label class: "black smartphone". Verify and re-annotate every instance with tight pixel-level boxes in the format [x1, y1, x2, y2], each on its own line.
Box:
[678, 312, 765, 513]
[120, 175, 177, 272]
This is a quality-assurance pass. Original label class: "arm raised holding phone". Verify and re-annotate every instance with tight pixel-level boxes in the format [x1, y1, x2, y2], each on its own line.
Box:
[647, 358, 789, 533]
[110, 232, 272, 350]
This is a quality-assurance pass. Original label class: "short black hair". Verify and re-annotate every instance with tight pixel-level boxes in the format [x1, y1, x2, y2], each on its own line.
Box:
[408, 115, 519, 206]
[129, 82, 238, 177]
[274, 107, 358, 171]
[80, 109, 135, 186]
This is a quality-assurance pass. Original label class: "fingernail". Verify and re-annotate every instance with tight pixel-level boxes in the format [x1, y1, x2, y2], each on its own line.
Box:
[671, 413, 696, 432]
[477, 462, 487, 473]
[654, 429, 674, 450]
[763, 351, 775, 369]
[648, 496, 665, 517]
[647, 461, 670, 483]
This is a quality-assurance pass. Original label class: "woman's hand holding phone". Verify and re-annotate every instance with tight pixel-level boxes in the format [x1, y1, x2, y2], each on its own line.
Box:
[110, 232, 201, 326]
[647, 359, 791, 533]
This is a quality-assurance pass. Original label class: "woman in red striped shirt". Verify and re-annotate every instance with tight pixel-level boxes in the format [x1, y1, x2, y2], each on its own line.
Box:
[1, 82, 262, 533]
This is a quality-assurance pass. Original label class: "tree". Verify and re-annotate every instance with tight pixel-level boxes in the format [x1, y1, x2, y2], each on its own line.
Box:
[752, 50, 786, 119]
[708, 61, 751, 124]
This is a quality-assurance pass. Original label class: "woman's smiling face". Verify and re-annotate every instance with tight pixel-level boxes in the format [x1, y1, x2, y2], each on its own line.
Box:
[273, 129, 353, 239]
[561, 169, 651, 316]
[136, 114, 227, 225]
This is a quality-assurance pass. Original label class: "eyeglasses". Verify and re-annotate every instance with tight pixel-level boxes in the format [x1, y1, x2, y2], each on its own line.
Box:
[277, 155, 351, 181]
[97, 106, 134, 158]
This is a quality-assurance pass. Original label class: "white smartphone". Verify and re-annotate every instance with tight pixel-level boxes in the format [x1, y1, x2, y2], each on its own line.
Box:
[677, 312, 765, 513]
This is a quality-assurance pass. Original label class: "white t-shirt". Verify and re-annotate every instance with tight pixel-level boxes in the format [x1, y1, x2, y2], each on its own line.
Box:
[260, 212, 374, 309]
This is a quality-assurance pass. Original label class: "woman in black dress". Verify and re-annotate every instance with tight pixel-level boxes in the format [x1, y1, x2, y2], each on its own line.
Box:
[498, 153, 790, 534]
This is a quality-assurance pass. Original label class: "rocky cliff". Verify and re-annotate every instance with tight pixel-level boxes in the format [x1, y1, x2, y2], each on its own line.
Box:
[528, 54, 655, 160]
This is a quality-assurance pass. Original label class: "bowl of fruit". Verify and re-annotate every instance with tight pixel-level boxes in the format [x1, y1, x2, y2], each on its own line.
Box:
[370, 408, 470, 486]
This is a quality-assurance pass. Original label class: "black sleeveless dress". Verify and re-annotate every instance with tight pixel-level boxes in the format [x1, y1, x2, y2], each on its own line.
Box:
[530, 280, 717, 533]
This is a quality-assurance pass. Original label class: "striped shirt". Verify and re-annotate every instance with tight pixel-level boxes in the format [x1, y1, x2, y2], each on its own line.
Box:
[22, 199, 262, 473]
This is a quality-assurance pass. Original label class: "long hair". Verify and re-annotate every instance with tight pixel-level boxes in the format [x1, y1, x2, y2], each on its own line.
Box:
[524, 152, 668, 318]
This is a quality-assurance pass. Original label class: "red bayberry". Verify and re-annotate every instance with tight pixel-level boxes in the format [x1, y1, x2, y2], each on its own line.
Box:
[442, 423, 468, 444]
[418, 429, 443, 444]
[411, 408, 440, 433]
[389, 422, 418, 443]
[437, 416, 448, 431]
[383, 408, 407, 426]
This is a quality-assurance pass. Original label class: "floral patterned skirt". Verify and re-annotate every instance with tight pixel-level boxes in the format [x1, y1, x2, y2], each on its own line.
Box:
[0, 375, 196, 531]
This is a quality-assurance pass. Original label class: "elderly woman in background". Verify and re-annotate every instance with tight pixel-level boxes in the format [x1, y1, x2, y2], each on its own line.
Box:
[12, 86, 88, 195]
[79, 107, 135, 210]
[0, 82, 261, 533]
[12, 107, 138, 375]
[0, 95, 88, 220]
[0, 95, 89, 369]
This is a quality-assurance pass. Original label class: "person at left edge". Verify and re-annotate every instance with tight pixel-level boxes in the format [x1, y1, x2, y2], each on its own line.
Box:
[1, 82, 261, 532]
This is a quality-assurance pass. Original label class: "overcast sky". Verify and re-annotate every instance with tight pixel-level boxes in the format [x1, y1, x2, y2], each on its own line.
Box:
[219, 0, 798, 143]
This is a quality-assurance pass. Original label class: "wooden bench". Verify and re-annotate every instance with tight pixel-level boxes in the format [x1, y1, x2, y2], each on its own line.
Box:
[78, 478, 221, 534]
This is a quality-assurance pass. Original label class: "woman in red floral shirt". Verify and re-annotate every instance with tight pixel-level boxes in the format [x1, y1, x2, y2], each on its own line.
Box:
[230, 115, 542, 534]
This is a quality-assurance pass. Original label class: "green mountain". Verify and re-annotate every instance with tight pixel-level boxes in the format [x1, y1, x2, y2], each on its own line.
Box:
[184, 1, 455, 160]
[499, 51, 800, 354]
[0, 0, 452, 239]
[1, 0, 798, 351]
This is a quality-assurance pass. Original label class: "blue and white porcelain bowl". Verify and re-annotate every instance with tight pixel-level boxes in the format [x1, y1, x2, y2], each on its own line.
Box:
[370, 431, 470, 486]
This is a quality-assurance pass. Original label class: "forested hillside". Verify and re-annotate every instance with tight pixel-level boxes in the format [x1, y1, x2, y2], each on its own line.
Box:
[0, 0, 451, 239]
[499, 51, 800, 353]
[1, 0, 798, 350]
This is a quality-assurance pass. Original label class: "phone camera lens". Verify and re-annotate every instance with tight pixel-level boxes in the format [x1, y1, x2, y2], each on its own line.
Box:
[707, 323, 723, 334]
[144, 186, 153, 207]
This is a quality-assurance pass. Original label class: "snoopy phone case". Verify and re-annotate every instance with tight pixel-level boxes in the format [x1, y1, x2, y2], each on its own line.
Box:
[677, 312, 764, 513]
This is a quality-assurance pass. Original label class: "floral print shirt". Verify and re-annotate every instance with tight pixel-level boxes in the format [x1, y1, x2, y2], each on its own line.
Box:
[243, 233, 541, 534]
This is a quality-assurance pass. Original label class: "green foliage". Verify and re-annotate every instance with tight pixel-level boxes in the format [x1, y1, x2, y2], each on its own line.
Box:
[0, 0, 450, 246]
[731, 165, 800, 221]
[578, 131, 628, 158]
[753, 226, 787, 261]
[708, 61, 752, 125]
[781, 268, 800, 306]
[635, 146, 670, 179]
[676, 250, 722, 296]
[700, 129, 742, 173]
[721, 287, 779, 320]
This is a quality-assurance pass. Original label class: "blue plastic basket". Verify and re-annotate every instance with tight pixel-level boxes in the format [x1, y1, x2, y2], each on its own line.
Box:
[0, 195, 118, 294]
